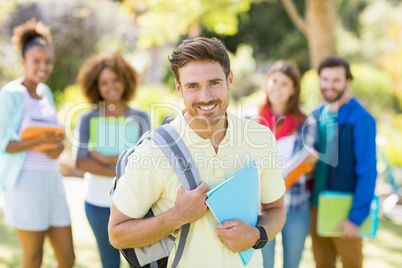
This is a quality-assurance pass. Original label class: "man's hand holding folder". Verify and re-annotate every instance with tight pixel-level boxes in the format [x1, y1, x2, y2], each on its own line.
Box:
[333, 219, 360, 238]
[216, 219, 261, 253]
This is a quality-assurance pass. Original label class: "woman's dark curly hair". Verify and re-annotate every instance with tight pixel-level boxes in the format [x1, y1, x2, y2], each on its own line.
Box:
[77, 51, 139, 105]
[11, 18, 53, 58]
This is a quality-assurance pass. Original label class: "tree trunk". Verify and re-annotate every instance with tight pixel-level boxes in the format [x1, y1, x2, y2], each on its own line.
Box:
[145, 45, 165, 84]
[305, 0, 337, 68]
[281, 0, 337, 69]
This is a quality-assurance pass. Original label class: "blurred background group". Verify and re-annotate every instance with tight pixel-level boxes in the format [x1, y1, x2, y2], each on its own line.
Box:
[0, 0, 401, 267]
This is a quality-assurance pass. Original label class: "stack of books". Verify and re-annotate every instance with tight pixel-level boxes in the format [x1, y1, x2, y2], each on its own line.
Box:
[20, 122, 65, 152]
[283, 147, 313, 189]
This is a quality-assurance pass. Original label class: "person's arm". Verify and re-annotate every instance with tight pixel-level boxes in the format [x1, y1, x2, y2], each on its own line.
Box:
[88, 151, 119, 165]
[6, 132, 64, 153]
[76, 157, 116, 177]
[216, 195, 286, 253]
[72, 113, 115, 177]
[45, 142, 65, 159]
[108, 182, 209, 249]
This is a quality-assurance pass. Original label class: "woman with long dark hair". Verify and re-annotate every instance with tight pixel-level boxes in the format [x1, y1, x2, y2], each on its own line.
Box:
[258, 61, 316, 268]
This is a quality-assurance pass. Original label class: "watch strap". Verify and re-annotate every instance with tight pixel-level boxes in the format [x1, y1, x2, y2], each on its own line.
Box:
[252, 225, 268, 249]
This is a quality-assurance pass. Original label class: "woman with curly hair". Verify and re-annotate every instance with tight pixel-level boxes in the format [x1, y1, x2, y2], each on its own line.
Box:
[0, 19, 75, 267]
[73, 52, 150, 267]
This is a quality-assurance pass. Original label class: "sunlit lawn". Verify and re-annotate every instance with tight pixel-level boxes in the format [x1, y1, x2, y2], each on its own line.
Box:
[1, 177, 401, 267]
[0, 178, 129, 268]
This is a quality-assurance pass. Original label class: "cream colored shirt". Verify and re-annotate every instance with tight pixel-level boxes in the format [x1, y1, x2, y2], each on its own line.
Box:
[113, 111, 285, 268]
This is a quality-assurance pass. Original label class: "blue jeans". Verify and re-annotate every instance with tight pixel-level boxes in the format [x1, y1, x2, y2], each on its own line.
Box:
[85, 201, 120, 268]
[262, 201, 310, 268]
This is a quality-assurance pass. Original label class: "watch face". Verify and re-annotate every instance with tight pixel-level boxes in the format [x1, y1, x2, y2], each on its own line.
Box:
[253, 239, 267, 249]
[253, 226, 268, 249]
[259, 239, 268, 249]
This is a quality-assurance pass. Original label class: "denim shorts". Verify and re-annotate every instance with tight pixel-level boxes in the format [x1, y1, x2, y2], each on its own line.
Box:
[4, 169, 71, 231]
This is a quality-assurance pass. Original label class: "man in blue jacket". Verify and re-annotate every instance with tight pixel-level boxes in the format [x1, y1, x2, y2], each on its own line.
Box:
[310, 56, 377, 268]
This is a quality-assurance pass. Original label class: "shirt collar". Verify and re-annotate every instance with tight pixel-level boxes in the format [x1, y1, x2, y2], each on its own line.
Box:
[170, 110, 243, 148]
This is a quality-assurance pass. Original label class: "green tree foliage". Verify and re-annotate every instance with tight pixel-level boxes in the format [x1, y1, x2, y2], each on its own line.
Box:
[124, 0, 251, 48]
[299, 69, 320, 113]
[350, 64, 394, 116]
[337, 0, 402, 111]
[380, 114, 402, 166]
[203, 0, 310, 73]
[4, 0, 135, 95]
[0, 0, 17, 25]
[338, 0, 368, 36]
[0, 0, 19, 85]
[229, 44, 259, 99]
[377, 5, 402, 110]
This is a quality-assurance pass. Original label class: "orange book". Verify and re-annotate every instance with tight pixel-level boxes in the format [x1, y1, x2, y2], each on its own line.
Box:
[283, 148, 313, 189]
[20, 124, 65, 152]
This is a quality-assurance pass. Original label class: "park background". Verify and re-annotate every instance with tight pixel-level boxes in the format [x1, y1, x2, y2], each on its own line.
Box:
[0, 0, 401, 267]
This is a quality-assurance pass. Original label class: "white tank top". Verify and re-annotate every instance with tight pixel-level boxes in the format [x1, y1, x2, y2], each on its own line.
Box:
[20, 88, 59, 171]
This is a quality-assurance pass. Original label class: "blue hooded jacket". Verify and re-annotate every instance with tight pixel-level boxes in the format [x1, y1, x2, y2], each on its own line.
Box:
[312, 98, 377, 226]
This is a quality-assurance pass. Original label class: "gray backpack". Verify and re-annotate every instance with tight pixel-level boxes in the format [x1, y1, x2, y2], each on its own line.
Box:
[111, 120, 201, 268]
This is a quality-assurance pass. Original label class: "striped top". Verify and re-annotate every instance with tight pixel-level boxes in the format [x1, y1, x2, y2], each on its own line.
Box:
[20, 88, 59, 171]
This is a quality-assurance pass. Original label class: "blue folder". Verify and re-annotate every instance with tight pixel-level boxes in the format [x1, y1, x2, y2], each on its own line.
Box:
[89, 117, 140, 156]
[206, 159, 260, 266]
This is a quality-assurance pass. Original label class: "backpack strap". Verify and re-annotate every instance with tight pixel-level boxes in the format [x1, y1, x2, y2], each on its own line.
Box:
[161, 115, 175, 125]
[112, 116, 175, 194]
[113, 122, 201, 268]
[150, 124, 201, 268]
[151, 124, 201, 191]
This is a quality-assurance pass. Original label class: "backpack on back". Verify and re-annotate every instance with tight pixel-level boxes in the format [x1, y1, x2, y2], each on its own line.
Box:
[111, 120, 201, 268]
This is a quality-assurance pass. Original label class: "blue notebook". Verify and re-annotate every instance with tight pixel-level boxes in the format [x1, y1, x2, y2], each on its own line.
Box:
[206, 159, 260, 266]
[89, 117, 140, 156]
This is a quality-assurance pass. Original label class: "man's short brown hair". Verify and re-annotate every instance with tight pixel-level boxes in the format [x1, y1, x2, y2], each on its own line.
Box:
[168, 37, 230, 84]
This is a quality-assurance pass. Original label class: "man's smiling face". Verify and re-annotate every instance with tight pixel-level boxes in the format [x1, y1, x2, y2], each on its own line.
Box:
[176, 61, 233, 130]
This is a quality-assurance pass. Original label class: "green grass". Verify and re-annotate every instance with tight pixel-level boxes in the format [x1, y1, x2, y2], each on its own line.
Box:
[0, 221, 103, 267]
[1, 177, 401, 267]
[0, 177, 130, 268]
[1, 214, 401, 268]
[263, 215, 402, 268]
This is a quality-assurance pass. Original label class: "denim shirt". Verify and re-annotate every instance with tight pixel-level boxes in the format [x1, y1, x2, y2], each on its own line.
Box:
[0, 79, 55, 192]
[286, 116, 318, 212]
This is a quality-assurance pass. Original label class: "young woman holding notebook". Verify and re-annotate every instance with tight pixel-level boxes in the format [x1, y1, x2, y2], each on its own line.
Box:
[0, 19, 75, 267]
[258, 61, 317, 268]
[73, 52, 150, 268]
